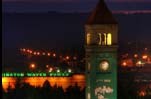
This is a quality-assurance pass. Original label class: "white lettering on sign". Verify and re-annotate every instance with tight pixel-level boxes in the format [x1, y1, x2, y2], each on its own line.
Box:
[96, 79, 111, 83]
[95, 86, 113, 99]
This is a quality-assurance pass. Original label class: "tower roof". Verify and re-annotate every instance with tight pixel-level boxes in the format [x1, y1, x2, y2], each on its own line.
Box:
[87, 0, 117, 25]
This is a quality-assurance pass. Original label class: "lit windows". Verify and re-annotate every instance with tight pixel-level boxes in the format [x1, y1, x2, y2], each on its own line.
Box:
[107, 33, 112, 45]
[87, 33, 91, 45]
[98, 33, 112, 45]
[86, 33, 112, 45]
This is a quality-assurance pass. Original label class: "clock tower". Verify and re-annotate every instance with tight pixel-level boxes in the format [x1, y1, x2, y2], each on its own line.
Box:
[85, 0, 118, 99]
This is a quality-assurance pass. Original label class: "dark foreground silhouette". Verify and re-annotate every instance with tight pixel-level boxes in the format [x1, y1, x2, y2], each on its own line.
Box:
[2, 78, 151, 99]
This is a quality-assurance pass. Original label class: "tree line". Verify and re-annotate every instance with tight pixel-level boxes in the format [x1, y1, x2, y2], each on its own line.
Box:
[2, 79, 85, 99]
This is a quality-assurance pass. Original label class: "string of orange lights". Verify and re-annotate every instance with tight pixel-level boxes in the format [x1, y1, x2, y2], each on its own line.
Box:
[19, 48, 77, 60]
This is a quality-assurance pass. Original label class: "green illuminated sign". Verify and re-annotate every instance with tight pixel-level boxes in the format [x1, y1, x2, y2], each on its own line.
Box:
[2, 72, 72, 77]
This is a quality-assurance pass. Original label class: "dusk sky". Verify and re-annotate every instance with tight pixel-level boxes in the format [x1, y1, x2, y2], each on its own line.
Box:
[2, 0, 151, 66]
[2, 0, 151, 2]
[2, 0, 151, 12]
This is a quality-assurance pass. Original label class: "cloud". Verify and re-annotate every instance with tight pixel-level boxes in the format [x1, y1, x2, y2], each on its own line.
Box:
[107, 0, 151, 2]
[2, 0, 82, 3]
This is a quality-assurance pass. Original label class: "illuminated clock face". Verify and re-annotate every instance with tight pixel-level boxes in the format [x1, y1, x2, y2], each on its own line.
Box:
[99, 61, 109, 71]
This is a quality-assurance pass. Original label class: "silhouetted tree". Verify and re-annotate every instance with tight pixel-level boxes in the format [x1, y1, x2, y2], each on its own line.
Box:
[41, 80, 52, 99]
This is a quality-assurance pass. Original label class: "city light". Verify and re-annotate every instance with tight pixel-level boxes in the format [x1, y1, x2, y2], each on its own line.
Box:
[134, 54, 138, 58]
[23, 48, 26, 51]
[42, 52, 46, 55]
[57, 69, 60, 73]
[19, 48, 81, 62]
[68, 69, 72, 73]
[30, 63, 36, 69]
[46, 65, 49, 68]
[49, 68, 53, 72]
[37, 52, 40, 55]
[33, 52, 37, 55]
[66, 56, 70, 60]
[136, 60, 144, 67]
[139, 91, 146, 97]
[47, 53, 50, 56]
[53, 53, 56, 57]
[142, 55, 148, 60]
[73, 56, 77, 60]
[29, 51, 32, 54]
[144, 48, 148, 51]
[122, 62, 127, 67]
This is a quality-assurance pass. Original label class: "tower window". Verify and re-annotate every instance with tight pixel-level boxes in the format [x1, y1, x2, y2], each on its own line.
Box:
[98, 33, 112, 45]
[107, 33, 112, 45]
[87, 33, 91, 45]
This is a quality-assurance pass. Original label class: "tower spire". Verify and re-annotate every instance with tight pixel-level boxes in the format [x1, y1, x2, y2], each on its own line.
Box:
[87, 0, 117, 24]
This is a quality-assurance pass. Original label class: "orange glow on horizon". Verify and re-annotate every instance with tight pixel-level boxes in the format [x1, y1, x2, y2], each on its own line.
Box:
[2, 75, 85, 92]
[2, 77, 16, 92]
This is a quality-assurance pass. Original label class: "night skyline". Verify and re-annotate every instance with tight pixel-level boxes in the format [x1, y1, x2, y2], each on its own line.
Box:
[2, 1, 151, 99]
[2, 0, 151, 67]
